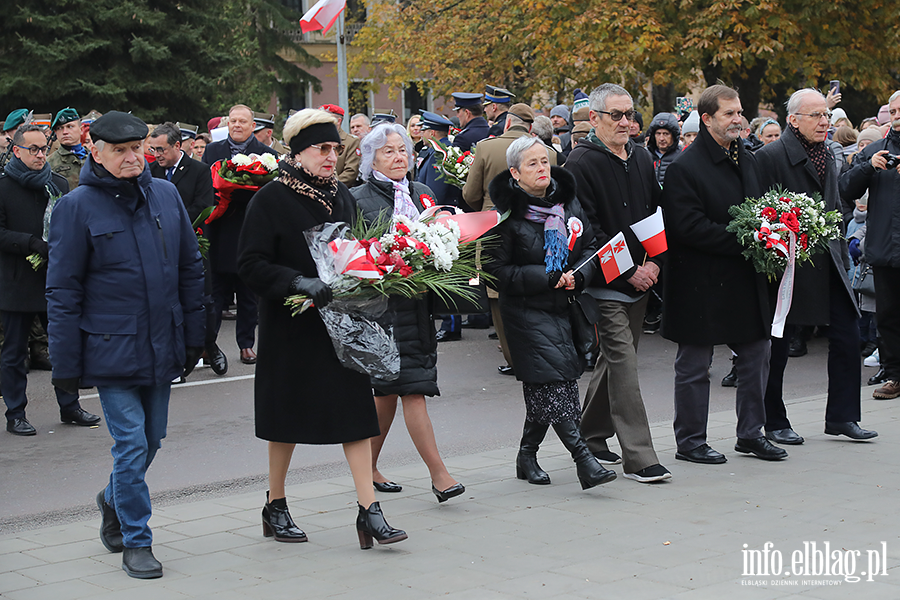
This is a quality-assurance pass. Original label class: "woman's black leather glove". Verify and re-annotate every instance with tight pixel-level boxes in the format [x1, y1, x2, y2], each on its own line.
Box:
[290, 275, 333, 308]
[547, 270, 563, 289]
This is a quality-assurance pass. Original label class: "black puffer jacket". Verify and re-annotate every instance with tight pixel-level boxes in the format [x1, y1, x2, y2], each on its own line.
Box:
[351, 176, 440, 397]
[484, 167, 598, 384]
[647, 112, 681, 186]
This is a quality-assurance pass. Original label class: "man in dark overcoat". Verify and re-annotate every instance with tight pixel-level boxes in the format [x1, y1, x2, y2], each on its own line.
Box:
[757, 88, 877, 443]
[661, 85, 787, 464]
[451, 93, 490, 152]
[202, 104, 277, 365]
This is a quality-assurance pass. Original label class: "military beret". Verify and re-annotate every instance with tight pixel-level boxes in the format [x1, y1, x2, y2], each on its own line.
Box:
[484, 85, 515, 105]
[320, 104, 345, 117]
[419, 110, 453, 131]
[507, 103, 534, 124]
[452, 93, 483, 110]
[52, 108, 81, 129]
[3, 108, 29, 132]
[90, 111, 149, 143]
[572, 122, 592, 134]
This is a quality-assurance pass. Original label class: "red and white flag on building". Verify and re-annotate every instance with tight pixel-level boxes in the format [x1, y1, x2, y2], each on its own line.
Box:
[300, 0, 346, 33]
[629, 206, 667, 257]
[598, 231, 634, 283]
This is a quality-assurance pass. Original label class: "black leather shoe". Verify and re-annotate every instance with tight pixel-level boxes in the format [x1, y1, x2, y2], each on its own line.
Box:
[373, 481, 402, 493]
[96, 490, 124, 553]
[122, 547, 163, 579]
[357, 501, 407, 549]
[735, 436, 788, 460]
[7, 418, 36, 436]
[675, 443, 727, 464]
[788, 338, 808, 357]
[721, 367, 737, 387]
[206, 344, 228, 376]
[432, 482, 465, 503]
[487, 332, 498, 340]
[262, 494, 308, 543]
[61, 407, 101, 426]
[824, 421, 878, 440]
[765, 428, 804, 445]
[868, 367, 887, 386]
[435, 330, 462, 342]
[498, 365, 515, 376]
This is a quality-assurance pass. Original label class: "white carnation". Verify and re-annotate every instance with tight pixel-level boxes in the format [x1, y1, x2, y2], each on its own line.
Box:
[232, 154, 252, 166]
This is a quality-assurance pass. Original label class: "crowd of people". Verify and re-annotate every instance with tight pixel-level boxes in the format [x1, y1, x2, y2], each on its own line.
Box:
[1, 80, 898, 579]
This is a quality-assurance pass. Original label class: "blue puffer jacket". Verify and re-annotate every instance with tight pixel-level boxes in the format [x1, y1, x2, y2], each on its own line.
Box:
[46, 158, 205, 387]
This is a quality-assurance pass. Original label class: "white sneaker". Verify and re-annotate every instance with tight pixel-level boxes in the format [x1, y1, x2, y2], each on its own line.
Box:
[864, 350, 880, 368]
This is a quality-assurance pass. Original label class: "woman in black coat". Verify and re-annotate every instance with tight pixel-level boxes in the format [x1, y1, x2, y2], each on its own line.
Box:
[483, 136, 616, 490]
[351, 123, 465, 504]
[238, 109, 406, 549]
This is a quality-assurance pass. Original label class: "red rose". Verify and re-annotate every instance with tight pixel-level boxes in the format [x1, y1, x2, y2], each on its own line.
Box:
[395, 236, 409, 250]
[761, 207, 777, 220]
[395, 222, 411, 235]
[791, 206, 802, 216]
[799, 233, 809, 250]
[398, 265, 413, 277]
[779, 212, 800, 233]
[779, 196, 791, 203]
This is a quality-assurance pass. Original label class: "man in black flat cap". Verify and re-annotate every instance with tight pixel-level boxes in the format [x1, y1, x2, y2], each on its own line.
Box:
[484, 85, 515, 137]
[47, 110, 205, 579]
[451, 92, 490, 152]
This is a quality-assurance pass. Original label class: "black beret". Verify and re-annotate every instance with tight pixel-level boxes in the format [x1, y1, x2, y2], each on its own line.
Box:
[90, 111, 149, 144]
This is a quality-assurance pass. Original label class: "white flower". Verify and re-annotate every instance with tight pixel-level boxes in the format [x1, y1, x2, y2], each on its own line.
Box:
[260, 153, 279, 172]
[232, 154, 252, 166]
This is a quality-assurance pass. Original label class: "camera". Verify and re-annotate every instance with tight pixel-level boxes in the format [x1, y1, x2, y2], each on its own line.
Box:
[885, 154, 900, 170]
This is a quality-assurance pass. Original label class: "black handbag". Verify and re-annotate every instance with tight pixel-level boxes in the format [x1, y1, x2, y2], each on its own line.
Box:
[431, 275, 490, 315]
[569, 292, 601, 357]
[851, 263, 875, 297]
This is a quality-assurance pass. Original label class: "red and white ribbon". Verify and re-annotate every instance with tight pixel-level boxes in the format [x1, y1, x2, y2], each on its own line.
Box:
[567, 217, 583, 251]
[771, 231, 797, 338]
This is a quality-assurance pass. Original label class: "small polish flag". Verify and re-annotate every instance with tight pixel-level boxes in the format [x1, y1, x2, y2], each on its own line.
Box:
[598, 231, 635, 283]
[300, 0, 346, 33]
[629, 206, 667, 257]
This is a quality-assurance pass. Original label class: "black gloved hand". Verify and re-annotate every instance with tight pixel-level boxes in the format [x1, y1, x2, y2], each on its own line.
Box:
[573, 271, 585, 292]
[547, 270, 563, 289]
[52, 377, 80, 395]
[29, 237, 49, 259]
[289, 275, 333, 308]
[183, 346, 204, 377]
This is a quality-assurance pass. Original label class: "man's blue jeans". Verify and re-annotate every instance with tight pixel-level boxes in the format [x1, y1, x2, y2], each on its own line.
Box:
[98, 384, 171, 548]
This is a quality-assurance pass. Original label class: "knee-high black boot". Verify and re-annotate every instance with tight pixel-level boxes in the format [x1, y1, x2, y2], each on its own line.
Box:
[516, 420, 551, 485]
[552, 420, 617, 489]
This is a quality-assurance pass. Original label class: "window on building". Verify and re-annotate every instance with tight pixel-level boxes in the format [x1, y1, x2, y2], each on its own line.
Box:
[349, 81, 372, 116]
[403, 83, 428, 123]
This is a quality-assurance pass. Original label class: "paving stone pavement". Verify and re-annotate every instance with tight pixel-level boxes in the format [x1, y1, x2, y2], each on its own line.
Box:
[2, 390, 899, 599]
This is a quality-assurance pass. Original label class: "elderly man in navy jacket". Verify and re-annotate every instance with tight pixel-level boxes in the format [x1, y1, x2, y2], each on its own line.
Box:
[47, 111, 205, 579]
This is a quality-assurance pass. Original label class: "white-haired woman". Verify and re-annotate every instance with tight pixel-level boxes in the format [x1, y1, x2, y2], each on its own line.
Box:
[483, 136, 617, 490]
[351, 123, 465, 503]
[238, 109, 407, 549]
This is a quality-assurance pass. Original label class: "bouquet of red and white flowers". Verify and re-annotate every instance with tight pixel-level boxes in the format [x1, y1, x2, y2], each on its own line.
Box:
[428, 139, 474, 189]
[727, 188, 842, 280]
[208, 153, 279, 223]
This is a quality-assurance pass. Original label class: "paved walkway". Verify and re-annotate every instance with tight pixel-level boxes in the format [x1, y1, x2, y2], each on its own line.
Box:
[2, 390, 898, 599]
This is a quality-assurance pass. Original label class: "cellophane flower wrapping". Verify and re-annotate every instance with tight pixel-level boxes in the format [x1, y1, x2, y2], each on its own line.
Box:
[726, 188, 842, 280]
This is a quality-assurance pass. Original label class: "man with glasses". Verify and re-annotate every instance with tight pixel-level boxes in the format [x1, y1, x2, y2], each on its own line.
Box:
[662, 84, 786, 464]
[0, 124, 101, 436]
[202, 105, 277, 366]
[841, 89, 900, 400]
[757, 88, 877, 442]
[564, 83, 671, 483]
[148, 123, 225, 378]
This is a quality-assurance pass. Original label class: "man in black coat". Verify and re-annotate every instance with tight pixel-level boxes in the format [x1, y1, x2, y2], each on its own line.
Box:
[661, 85, 786, 464]
[202, 105, 277, 365]
[149, 123, 227, 377]
[0, 124, 101, 436]
[840, 90, 900, 400]
[757, 89, 877, 442]
[564, 83, 671, 483]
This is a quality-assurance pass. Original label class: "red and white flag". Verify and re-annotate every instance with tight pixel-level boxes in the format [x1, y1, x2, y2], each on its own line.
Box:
[629, 206, 667, 257]
[598, 231, 634, 283]
[300, 0, 346, 33]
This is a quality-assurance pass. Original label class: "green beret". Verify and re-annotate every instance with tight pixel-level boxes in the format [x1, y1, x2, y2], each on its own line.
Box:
[90, 111, 149, 144]
[52, 108, 81, 129]
[3, 109, 29, 132]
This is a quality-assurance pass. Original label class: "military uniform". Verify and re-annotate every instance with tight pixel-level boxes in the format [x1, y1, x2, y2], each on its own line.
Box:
[48, 145, 85, 190]
[484, 85, 516, 137]
[336, 128, 361, 186]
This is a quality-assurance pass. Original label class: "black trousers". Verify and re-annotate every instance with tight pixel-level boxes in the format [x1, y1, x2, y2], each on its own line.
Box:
[873, 266, 900, 381]
[764, 271, 861, 430]
[1, 311, 79, 421]
[212, 272, 258, 350]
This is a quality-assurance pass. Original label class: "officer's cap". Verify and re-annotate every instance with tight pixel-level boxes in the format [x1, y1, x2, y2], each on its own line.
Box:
[253, 111, 275, 132]
[419, 110, 453, 131]
[177, 122, 199, 140]
[452, 93, 483, 110]
[3, 109, 29, 132]
[31, 114, 53, 129]
[90, 111, 149, 144]
[52, 108, 81, 129]
[484, 85, 515, 105]
[371, 112, 397, 125]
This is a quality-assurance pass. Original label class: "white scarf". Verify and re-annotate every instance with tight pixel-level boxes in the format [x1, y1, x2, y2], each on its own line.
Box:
[373, 170, 419, 221]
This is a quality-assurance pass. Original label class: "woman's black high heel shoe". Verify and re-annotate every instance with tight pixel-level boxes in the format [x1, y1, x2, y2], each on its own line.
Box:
[431, 482, 465, 503]
[356, 501, 407, 549]
[262, 492, 308, 543]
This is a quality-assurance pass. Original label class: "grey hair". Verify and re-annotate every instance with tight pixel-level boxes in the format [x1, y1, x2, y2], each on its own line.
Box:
[786, 88, 824, 115]
[890, 90, 900, 105]
[150, 122, 181, 146]
[350, 113, 370, 126]
[359, 123, 413, 180]
[589, 83, 631, 113]
[530, 115, 554, 144]
[506, 135, 547, 170]
[11, 123, 44, 146]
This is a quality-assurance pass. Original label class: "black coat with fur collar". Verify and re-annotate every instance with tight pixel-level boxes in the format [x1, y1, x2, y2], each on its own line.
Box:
[484, 167, 598, 384]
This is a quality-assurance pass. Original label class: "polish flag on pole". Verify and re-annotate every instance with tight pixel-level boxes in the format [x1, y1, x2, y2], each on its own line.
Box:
[300, 0, 346, 33]
[598, 231, 635, 283]
[629, 206, 667, 257]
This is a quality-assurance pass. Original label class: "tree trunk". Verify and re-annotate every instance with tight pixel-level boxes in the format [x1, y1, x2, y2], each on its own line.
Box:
[651, 81, 675, 116]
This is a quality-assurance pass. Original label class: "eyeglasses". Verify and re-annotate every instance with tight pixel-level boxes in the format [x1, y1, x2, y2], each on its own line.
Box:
[16, 145, 50, 156]
[596, 109, 638, 122]
[147, 146, 169, 155]
[795, 111, 832, 121]
[309, 143, 344, 156]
